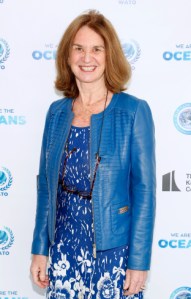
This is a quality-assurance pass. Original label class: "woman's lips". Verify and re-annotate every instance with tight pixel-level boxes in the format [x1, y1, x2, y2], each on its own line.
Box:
[79, 66, 97, 72]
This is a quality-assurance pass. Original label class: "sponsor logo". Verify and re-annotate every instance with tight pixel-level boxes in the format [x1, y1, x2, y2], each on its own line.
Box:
[174, 103, 191, 135]
[162, 170, 181, 191]
[32, 43, 57, 60]
[159, 233, 191, 249]
[186, 174, 191, 192]
[122, 39, 141, 69]
[0, 167, 13, 196]
[0, 108, 26, 125]
[163, 43, 191, 61]
[0, 291, 28, 299]
[118, 0, 136, 4]
[0, 226, 14, 255]
[170, 286, 191, 299]
[162, 171, 191, 192]
[0, 39, 10, 69]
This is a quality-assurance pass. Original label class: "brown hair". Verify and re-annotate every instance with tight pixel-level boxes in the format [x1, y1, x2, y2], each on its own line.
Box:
[55, 10, 131, 98]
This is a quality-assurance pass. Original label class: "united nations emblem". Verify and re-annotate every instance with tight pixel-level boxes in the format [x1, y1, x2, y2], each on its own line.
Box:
[0, 226, 14, 251]
[174, 103, 191, 135]
[122, 39, 141, 69]
[0, 167, 13, 191]
[0, 39, 10, 69]
[170, 287, 191, 299]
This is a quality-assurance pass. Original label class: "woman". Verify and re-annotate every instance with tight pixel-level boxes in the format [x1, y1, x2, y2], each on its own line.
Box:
[30, 10, 156, 299]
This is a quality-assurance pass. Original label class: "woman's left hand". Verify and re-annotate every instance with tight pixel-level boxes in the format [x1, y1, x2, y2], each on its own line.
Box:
[123, 269, 147, 296]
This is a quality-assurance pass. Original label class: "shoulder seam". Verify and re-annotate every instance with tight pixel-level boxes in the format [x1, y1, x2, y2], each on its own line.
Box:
[49, 98, 71, 115]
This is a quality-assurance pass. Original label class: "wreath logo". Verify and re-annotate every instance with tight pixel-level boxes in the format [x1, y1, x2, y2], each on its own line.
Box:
[122, 39, 141, 69]
[0, 167, 13, 191]
[0, 39, 10, 67]
[173, 103, 191, 135]
[170, 286, 191, 299]
[0, 226, 14, 251]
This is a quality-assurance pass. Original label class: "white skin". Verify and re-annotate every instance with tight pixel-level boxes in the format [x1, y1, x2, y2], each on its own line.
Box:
[30, 25, 147, 294]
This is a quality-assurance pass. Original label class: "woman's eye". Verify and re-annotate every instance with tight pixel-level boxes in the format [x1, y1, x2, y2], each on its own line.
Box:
[76, 47, 83, 52]
[94, 47, 101, 52]
[72, 46, 83, 52]
[93, 47, 105, 53]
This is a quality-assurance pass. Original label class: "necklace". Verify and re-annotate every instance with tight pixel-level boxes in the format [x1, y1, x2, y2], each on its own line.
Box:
[71, 90, 108, 159]
[71, 92, 108, 121]
[63, 90, 109, 202]
[96, 89, 108, 159]
[80, 92, 108, 114]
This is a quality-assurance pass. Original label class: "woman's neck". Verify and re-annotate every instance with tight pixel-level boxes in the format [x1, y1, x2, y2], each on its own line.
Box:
[76, 81, 107, 106]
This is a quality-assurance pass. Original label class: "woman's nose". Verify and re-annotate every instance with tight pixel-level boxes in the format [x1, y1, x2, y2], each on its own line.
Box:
[82, 50, 92, 63]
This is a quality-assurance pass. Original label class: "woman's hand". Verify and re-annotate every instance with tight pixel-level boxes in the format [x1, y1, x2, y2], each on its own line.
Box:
[30, 254, 49, 288]
[123, 269, 147, 296]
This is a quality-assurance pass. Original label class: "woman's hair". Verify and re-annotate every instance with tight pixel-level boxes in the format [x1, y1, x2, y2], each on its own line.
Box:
[55, 10, 131, 98]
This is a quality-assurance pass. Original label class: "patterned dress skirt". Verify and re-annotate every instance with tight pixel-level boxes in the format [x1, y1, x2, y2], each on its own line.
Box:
[47, 125, 143, 299]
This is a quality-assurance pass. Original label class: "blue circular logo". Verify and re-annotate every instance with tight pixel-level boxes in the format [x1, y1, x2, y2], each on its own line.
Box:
[0, 230, 8, 245]
[170, 287, 191, 299]
[174, 103, 191, 135]
[0, 39, 10, 66]
[0, 167, 13, 191]
[0, 227, 14, 251]
[122, 39, 141, 67]
[0, 171, 7, 185]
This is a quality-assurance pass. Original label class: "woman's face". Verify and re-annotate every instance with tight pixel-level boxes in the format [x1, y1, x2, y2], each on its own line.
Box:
[68, 26, 106, 86]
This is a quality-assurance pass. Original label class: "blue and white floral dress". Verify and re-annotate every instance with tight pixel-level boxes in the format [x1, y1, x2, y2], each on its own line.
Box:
[47, 125, 143, 299]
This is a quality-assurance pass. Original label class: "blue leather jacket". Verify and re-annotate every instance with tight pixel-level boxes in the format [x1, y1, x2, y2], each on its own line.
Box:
[31, 92, 156, 270]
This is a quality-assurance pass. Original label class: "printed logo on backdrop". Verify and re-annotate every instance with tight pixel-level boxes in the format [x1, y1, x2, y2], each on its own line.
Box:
[162, 171, 191, 192]
[118, 0, 136, 4]
[0, 108, 26, 125]
[158, 233, 191, 250]
[0, 291, 28, 299]
[170, 286, 191, 299]
[173, 103, 191, 135]
[32, 43, 57, 60]
[0, 167, 13, 196]
[122, 40, 141, 70]
[0, 39, 10, 69]
[163, 43, 191, 61]
[162, 170, 180, 191]
[0, 226, 14, 255]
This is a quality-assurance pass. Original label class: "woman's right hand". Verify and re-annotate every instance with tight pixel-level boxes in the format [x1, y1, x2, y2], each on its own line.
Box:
[30, 254, 49, 288]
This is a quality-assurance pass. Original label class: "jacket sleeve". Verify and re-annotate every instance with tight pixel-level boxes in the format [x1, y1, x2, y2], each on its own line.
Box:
[31, 105, 53, 256]
[127, 100, 156, 270]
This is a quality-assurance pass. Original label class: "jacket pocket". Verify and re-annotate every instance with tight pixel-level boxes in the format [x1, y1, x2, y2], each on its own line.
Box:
[111, 201, 130, 235]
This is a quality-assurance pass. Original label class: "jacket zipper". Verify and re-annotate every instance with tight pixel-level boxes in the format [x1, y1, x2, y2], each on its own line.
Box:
[89, 118, 97, 259]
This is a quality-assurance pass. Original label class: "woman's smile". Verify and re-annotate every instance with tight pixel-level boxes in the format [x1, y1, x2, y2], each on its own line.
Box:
[79, 66, 97, 72]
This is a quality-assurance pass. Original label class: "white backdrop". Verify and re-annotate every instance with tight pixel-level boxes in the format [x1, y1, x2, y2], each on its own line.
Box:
[0, 1, 191, 299]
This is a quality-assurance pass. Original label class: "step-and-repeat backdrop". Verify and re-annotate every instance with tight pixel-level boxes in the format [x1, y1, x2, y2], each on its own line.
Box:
[0, 1, 191, 299]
